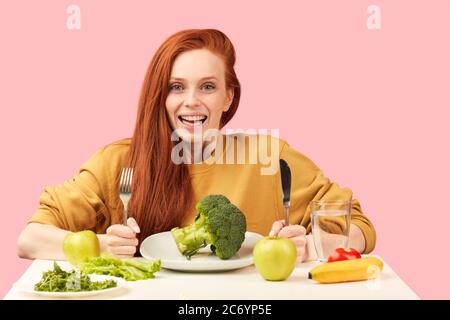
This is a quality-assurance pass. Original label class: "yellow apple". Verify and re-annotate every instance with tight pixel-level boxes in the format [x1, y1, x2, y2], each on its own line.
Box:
[253, 236, 297, 281]
[63, 230, 100, 266]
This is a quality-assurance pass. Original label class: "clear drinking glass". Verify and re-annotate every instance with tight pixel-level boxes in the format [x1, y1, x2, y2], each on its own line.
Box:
[310, 200, 351, 262]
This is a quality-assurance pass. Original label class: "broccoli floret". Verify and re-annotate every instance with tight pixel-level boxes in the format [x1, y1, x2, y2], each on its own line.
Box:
[171, 195, 247, 260]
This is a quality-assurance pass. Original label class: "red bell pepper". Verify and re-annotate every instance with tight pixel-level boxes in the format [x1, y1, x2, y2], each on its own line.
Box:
[327, 247, 361, 263]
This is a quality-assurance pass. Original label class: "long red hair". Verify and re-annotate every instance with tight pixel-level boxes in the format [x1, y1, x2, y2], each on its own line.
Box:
[126, 29, 241, 244]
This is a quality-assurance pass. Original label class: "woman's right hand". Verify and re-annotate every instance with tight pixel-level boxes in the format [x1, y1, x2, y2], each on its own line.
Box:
[104, 218, 140, 258]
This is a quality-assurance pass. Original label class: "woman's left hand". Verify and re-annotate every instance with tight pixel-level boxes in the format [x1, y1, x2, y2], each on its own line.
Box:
[269, 220, 307, 263]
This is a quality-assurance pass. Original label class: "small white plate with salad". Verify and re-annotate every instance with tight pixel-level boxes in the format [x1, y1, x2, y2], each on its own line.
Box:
[14, 262, 127, 298]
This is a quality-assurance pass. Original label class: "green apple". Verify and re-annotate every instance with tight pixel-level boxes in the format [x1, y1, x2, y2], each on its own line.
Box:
[63, 230, 100, 266]
[253, 236, 297, 281]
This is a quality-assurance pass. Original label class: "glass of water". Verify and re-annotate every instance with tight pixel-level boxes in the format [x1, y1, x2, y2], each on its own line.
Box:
[311, 200, 351, 262]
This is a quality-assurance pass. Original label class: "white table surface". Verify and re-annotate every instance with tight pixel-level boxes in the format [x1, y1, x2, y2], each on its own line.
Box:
[4, 256, 419, 300]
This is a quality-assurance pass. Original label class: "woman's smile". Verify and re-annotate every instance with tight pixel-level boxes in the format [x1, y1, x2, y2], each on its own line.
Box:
[177, 113, 208, 132]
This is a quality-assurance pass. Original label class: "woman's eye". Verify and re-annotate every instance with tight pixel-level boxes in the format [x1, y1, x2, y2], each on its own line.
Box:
[169, 84, 183, 91]
[202, 83, 216, 91]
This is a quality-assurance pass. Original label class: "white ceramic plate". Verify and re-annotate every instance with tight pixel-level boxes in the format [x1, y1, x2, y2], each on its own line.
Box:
[15, 274, 126, 298]
[140, 231, 264, 271]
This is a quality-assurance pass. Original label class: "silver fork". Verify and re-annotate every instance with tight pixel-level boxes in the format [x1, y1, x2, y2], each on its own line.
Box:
[119, 167, 134, 225]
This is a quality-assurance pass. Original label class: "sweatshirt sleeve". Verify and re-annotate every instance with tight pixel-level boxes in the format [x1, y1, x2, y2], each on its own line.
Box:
[28, 148, 113, 233]
[279, 141, 376, 253]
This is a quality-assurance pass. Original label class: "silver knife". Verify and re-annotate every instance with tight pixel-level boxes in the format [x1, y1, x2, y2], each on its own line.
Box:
[279, 159, 291, 226]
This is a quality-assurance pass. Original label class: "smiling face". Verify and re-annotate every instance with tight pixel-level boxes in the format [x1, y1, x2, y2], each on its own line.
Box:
[165, 49, 234, 142]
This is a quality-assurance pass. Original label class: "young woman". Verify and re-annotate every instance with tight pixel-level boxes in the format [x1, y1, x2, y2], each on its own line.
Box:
[17, 29, 376, 262]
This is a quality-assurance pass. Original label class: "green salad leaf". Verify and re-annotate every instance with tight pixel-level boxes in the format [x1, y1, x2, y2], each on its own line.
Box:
[79, 254, 161, 281]
[34, 262, 117, 292]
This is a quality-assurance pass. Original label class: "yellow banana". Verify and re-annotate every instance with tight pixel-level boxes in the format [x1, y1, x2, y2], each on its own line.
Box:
[308, 257, 384, 284]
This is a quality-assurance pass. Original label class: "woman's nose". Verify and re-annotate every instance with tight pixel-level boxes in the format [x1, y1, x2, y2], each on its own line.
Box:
[183, 89, 201, 107]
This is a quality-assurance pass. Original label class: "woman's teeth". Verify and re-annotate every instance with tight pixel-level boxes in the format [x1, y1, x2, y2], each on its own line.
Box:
[178, 115, 207, 125]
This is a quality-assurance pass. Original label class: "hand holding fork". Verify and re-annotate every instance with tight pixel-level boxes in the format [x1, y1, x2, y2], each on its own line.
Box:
[103, 168, 140, 258]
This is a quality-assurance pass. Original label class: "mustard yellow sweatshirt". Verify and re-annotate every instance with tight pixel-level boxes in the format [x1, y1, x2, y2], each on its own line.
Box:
[28, 134, 376, 253]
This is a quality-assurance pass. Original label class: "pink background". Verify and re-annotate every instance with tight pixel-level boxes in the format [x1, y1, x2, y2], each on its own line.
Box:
[1, 0, 449, 299]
